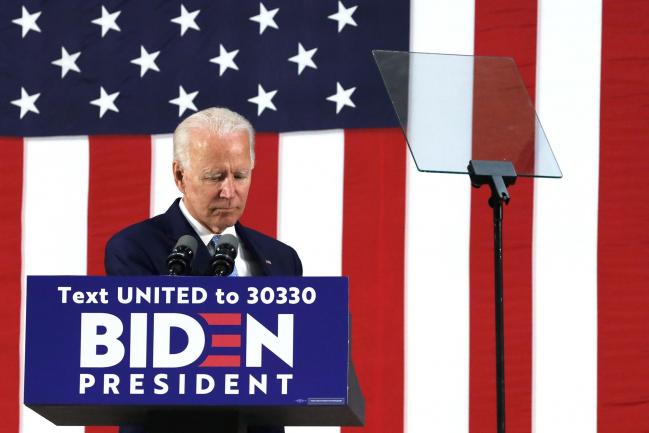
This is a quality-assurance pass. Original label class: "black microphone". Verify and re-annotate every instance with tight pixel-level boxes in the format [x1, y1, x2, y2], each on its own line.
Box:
[166, 235, 198, 276]
[210, 234, 239, 276]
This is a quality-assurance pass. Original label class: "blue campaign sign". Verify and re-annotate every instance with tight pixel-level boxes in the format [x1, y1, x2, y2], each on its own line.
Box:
[24, 276, 349, 410]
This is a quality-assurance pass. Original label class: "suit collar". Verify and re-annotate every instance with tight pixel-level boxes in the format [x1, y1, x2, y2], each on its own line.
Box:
[163, 198, 213, 275]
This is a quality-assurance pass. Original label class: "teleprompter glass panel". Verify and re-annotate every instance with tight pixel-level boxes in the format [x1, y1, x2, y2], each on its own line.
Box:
[373, 51, 561, 178]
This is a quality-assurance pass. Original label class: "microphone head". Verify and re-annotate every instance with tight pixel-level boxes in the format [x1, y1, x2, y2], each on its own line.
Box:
[211, 234, 239, 276]
[167, 235, 198, 275]
[175, 234, 198, 253]
[215, 234, 239, 256]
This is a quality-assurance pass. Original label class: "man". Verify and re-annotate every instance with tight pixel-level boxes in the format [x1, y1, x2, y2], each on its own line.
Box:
[105, 107, 300, 433]
[105, 106, 302, 277]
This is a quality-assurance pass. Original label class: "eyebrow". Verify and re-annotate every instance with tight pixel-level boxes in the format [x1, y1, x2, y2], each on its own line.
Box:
[201, 169, 251, 178]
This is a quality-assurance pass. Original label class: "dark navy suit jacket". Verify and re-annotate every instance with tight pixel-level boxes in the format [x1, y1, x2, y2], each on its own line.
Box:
[105, 198, 302, 278]
[105, 198, 300, 433]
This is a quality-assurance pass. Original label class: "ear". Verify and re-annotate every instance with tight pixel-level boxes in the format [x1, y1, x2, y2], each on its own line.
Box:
[172, 161, 185, 194]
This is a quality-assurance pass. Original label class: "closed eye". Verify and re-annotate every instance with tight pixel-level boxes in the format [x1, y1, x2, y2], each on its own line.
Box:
[202, 174, 225, 182]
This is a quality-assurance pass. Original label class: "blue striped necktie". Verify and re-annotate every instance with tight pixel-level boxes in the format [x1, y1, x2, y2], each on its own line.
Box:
[210, 235, 239, 277]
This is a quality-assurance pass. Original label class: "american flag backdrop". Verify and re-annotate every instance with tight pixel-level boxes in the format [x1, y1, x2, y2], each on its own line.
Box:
[1, 1, 648, 433]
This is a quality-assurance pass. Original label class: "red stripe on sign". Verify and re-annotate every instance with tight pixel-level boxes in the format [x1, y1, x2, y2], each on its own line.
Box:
[200, 313, 242, 326]
[0, 138, 22, 433]
[86, 136, 151, 433]
[212, 334, 241, 348]
[342, 129, 406, 433]
[200, 355, 241, 368]
[599, 2, 649, 432]
[239, 132, 279, 238]
[471, 2, 537, 433]
[87, 136, 152, 276]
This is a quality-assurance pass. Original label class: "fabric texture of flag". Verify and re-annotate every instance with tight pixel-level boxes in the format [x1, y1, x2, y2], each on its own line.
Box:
[1, 1, 649, 433]
[0, 0, 406, 133]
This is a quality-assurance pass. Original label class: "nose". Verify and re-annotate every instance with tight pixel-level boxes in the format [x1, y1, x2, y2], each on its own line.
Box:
[219, 176, 234, 199]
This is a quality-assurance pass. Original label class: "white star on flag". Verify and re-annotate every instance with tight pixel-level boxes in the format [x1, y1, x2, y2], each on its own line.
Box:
[248, 84, 278, 116]
[209, 44, 240, 76]
[328, 1, 358, 33]
[171, 4, 200, 36]
[249, 2, 279, 35]
[169, 86, 199, 117]
[326, 81, 356, 113]
[12, 6, 42, 38]
[131, 46, 161, 77]
[51, 47, 81, 78]
[288, 43, 318, 75]
[90, 86, 120, 118]
[92, 5, 121, 37]
[10, 87, 40, 119]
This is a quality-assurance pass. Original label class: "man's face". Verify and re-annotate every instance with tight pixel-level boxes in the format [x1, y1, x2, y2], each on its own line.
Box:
[173, 129, 252, 233]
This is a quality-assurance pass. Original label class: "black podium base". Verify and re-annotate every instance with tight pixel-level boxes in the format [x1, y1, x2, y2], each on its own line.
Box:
[145, 411, 246, 433]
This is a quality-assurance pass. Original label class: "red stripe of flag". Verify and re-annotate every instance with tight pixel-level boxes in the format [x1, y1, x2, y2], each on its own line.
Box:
[342, 129, 406, 433]
[86, 135, 151, 433]
[471, 2, 537, 432]
[0, 138, 23, 433]
[87, 136, 152, 276]
[598, 1, 649, 431]
[240, 132, 279, 238]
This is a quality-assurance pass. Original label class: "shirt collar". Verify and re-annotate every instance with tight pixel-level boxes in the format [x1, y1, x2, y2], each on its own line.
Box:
[179, 198, 238, 246]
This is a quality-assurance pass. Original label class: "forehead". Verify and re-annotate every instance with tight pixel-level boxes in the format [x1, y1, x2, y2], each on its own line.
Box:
[187, 129, 250, 162]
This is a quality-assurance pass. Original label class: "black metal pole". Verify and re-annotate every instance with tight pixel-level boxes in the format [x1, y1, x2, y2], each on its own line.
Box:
[489, 193, 506, 433]
[467, 160, 515, 433]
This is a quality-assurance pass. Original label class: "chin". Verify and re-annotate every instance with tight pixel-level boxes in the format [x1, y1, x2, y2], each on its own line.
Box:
[211, 218, 237, 232]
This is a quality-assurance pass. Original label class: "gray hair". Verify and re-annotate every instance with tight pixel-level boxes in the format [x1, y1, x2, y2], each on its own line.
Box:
[173, 107, 255, 169]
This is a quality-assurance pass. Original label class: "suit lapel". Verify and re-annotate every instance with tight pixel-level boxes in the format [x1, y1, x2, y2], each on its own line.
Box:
[162, 198, 213, 276]
[236, 223, 273, 276]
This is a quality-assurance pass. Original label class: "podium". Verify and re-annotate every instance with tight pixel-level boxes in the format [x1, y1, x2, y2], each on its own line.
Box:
[24, 276, 364, 432]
